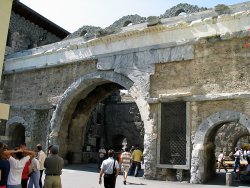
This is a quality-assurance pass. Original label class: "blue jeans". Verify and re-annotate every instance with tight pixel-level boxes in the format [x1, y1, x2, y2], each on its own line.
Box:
[7, 185, 21, 188]
[233, 158, 240, 172]
[28, 171, 40, 188]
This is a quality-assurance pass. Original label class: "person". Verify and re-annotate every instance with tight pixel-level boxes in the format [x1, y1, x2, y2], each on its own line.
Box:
[131, 146, 143, 177]
[21, 159, 31, 188]
[36, 144, 46, 188]
[117, 149, 123, 168]
[20, 143, 31, 188]
[217, 151, 228, 172]
[0, 143, 10, 188]
[43, 145, 64, 188]
[238, 156, 250, 181]
[28, 155, 40, 188]
[99, 149, 119, 188]
[4, 147, 35, 188]
[98, 145, 106, 169]
[233, 147, 242, 172]
[120, 148, 132, 185]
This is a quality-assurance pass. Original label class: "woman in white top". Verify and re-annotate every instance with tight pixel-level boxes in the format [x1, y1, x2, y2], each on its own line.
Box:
[28, 157, 40, 188]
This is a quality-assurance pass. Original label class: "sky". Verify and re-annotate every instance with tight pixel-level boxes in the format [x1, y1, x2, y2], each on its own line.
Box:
[19, 0, 249, 33]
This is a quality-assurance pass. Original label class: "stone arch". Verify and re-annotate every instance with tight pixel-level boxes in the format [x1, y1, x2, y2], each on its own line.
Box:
[161, 3, 207, 19]
[6, 116, 29, 136]
[175, 9, 186, 16]
[49, 71, 151, 156]
[190, 110, 250, 183]
[123, 20, 132, 27]
[5, 116, 30, 148]
[80, 30, 87, 36]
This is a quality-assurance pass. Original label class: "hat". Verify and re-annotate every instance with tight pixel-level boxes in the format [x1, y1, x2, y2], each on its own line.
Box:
[51, 145, 59, 154]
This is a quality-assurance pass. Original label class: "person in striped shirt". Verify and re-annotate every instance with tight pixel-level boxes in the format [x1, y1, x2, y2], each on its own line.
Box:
[120, 148, 132, 185]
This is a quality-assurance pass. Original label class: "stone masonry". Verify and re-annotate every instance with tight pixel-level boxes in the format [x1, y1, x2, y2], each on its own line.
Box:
[2, 2, 250, 184]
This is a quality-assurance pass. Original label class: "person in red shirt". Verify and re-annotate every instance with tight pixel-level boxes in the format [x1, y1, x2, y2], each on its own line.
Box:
[21, 160, 31, 188]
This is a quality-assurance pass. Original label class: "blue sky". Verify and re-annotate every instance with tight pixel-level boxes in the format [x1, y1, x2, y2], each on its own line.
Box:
[20, 0, 249, 33]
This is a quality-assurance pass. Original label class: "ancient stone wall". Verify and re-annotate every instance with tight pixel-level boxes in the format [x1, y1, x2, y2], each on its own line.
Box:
[2, 1, 250, 183]
[150, 38, 249, 98]
[2, 60, 97, 105]
[6, 12, 62, 55]
[149, 37, 250, 181]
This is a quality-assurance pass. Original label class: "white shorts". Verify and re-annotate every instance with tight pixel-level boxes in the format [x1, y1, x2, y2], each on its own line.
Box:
[122, 165, 130, 173]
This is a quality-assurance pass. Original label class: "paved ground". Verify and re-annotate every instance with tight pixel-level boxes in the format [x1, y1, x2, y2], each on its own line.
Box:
[58, 164, 250, 188]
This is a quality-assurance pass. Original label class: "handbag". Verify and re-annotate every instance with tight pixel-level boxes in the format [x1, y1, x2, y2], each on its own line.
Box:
[112, 160, 116, 175]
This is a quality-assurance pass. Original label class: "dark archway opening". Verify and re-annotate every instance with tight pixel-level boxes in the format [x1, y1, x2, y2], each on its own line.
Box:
[59, 82, 144, 164]
[10, 124, 25, 148]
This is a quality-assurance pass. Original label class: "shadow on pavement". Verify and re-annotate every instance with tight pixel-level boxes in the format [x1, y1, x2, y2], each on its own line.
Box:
[204, 172, 250, 187]
[204, 173, 226, 186]
[126, 181, 146, 185]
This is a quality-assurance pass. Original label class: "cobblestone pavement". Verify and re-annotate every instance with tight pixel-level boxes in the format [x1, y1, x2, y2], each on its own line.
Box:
[58, 164, 250, 188]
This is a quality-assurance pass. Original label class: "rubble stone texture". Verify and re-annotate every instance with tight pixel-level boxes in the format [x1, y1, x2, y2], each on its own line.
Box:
[2, 2, 250, 184]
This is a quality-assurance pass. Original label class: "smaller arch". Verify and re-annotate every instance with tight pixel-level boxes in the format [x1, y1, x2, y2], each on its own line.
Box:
[123, 20, 132, 27]
[191, 110, 250, 183]
[80, 30, 88, 37]
[6, 116, 29, 148]
[175, 9, 186, 16]
[6, 116, 28, 136]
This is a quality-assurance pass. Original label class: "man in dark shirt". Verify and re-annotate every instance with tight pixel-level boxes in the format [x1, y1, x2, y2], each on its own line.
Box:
[43, 145, 64, 188]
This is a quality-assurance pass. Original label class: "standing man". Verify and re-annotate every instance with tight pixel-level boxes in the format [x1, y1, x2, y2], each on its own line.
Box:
[98, 145, 106, 169]
[43, 145, 64, 188]
[99, 149, 119, 188]
[36, 144, 46, 188]
[120, 148, 132, 185]
[131, 146, 143, 177]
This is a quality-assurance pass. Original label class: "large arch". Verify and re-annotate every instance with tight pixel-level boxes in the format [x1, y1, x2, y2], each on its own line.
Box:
[190, 110, 250, 183]
[49, 70, 153, 163]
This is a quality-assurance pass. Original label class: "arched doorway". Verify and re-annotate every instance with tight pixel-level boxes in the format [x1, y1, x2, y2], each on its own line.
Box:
[10, 124, 25, 148]
[191, 110, 250, 183]
[49, 71, 148, 164]
[6, 116, 28, 148]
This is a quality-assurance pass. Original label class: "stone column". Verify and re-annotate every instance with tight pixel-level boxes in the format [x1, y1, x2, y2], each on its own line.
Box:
[190, 146, 205, 183]
[143, 112, 158, 179]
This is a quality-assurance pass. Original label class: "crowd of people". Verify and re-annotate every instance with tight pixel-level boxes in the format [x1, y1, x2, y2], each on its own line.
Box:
[0, 142, 64, 188]
[98, 145, 143, 188]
